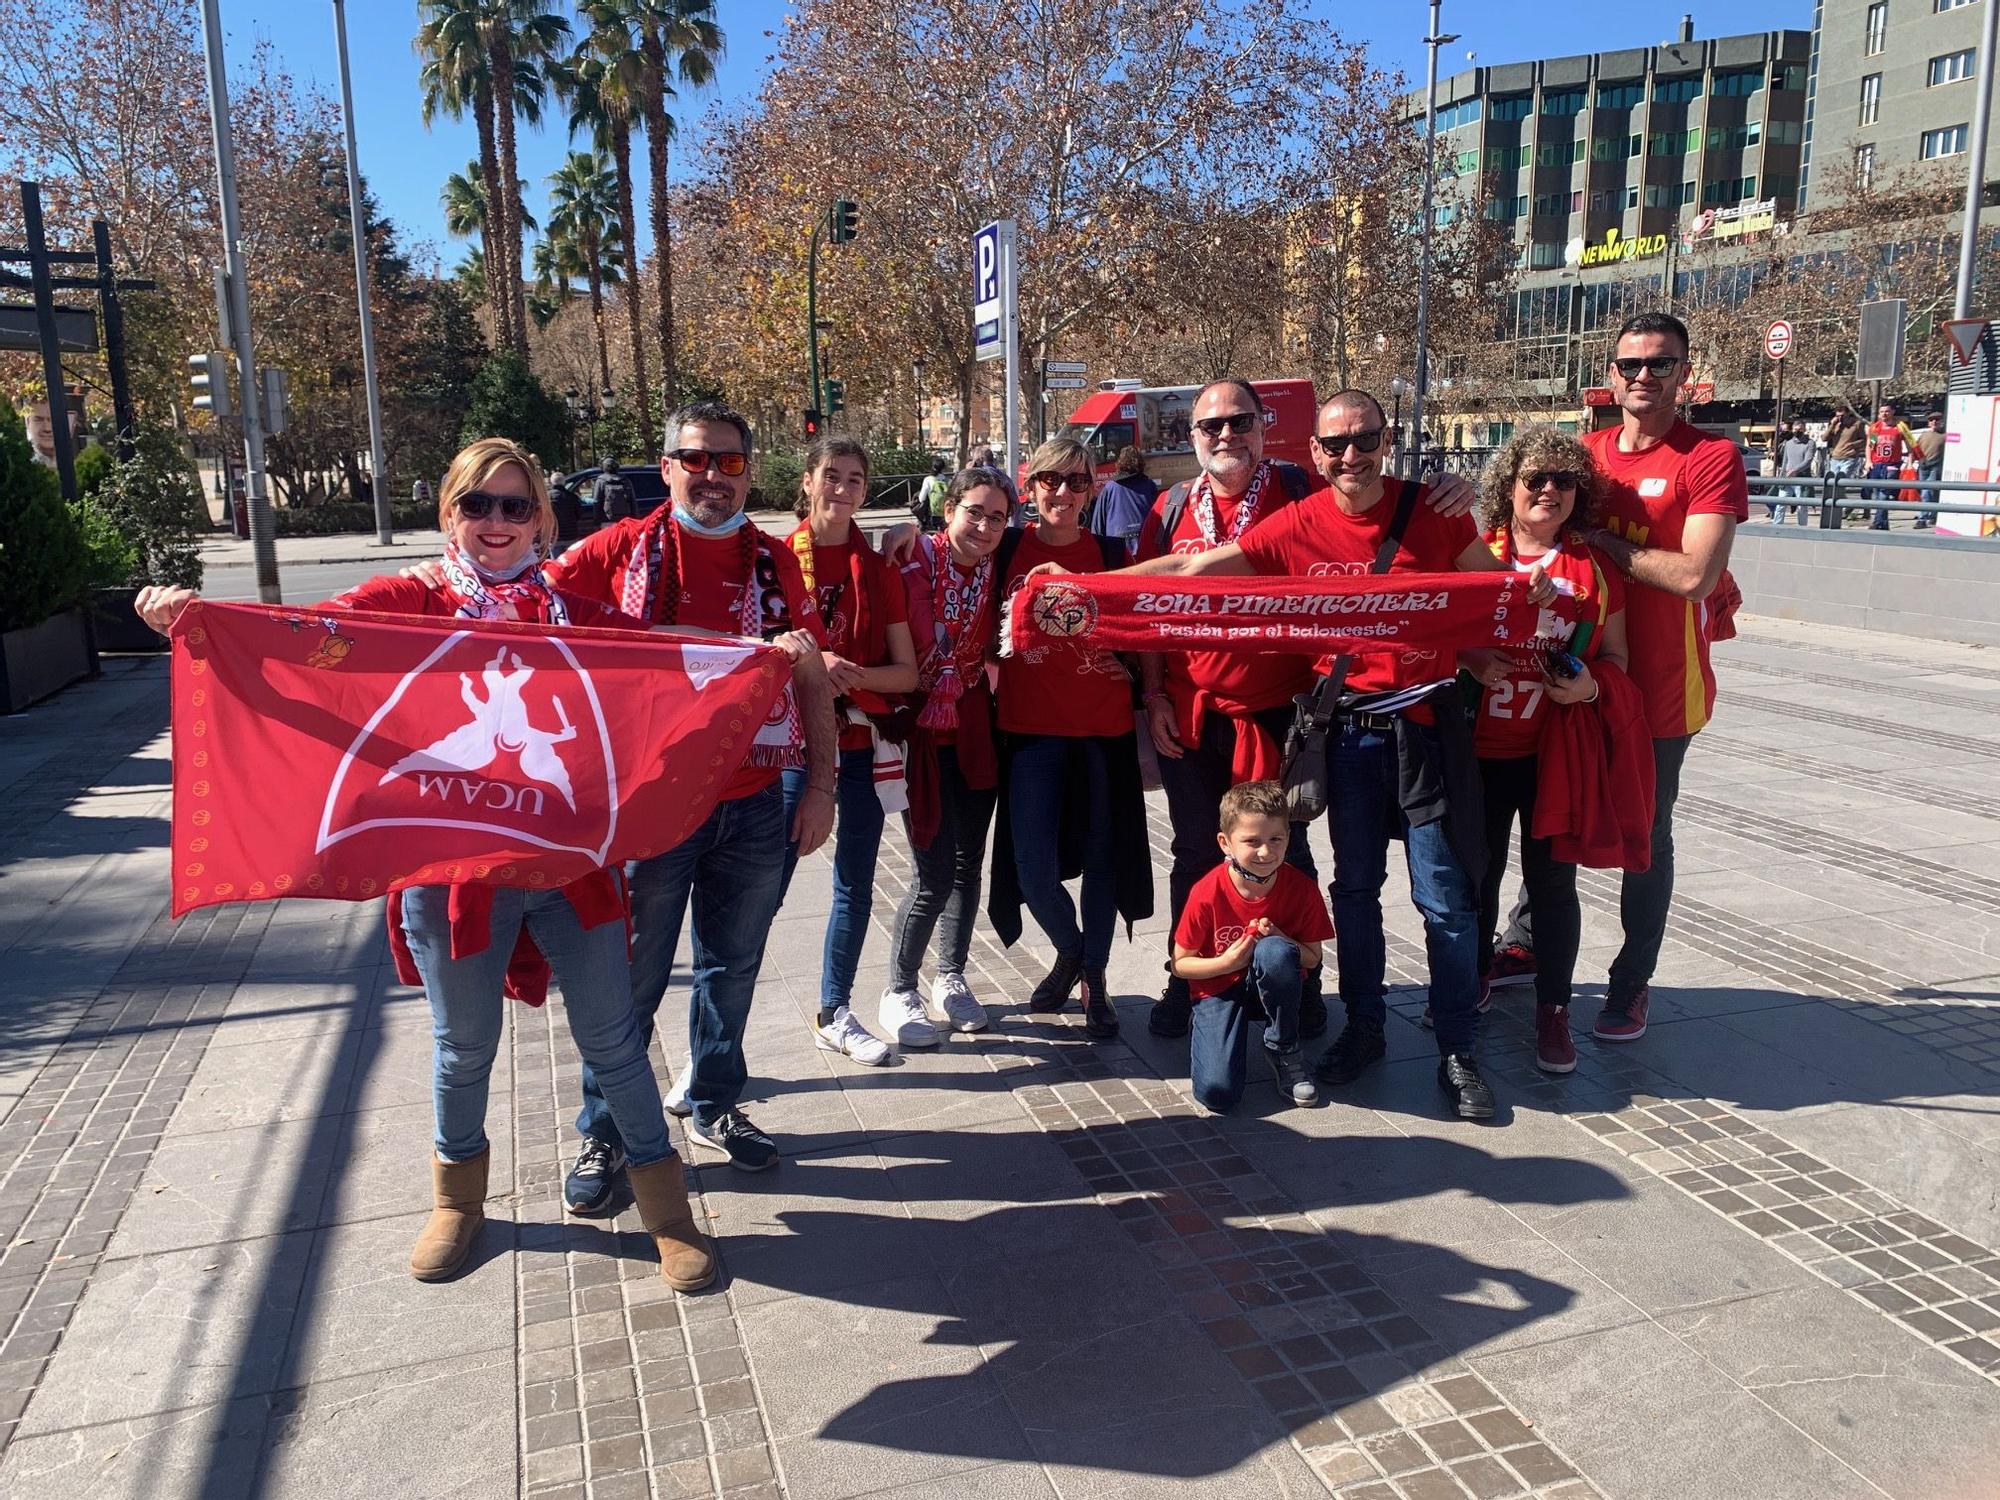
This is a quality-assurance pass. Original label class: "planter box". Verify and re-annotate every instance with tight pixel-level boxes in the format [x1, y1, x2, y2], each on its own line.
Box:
[88, 587, 168, 654]
[1, 609, 100, 714]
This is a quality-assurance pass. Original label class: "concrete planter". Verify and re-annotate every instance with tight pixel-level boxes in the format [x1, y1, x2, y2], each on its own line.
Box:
[1, 609, 99, 714]
[87, 587, 168, 654]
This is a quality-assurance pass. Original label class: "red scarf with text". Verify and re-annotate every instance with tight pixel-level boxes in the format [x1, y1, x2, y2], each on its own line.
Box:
[1188, 459, 1273, 547]
[914, 533, 994, 731]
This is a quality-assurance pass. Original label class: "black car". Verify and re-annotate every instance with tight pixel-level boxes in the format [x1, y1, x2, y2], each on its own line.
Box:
[552, 464, 670, 540]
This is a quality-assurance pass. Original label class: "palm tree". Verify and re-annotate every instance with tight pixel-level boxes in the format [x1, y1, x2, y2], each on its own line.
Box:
[439, 161, 539, 325]
[565, 15, 654, 453]
[634, 0, 723, 400]
[548, 148, 626, 399]
[417, 2, 509, 350]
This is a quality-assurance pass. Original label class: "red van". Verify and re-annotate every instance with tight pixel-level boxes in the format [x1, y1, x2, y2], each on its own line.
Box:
[1040, 377, 1318, 489]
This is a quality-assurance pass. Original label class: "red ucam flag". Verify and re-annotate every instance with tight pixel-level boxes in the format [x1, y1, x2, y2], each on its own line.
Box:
[1005, 570, 1541, 659]
[168, 602, 791, 918]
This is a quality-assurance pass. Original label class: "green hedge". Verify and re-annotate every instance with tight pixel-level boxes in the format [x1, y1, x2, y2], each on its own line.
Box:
[270, 501, 436, 537]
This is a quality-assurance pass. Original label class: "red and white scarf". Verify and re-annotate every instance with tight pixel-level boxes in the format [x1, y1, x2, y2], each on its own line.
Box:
[1188, 459, 1273, 548]
[914, 533, 993, 732]
[440, 541, 570, 625]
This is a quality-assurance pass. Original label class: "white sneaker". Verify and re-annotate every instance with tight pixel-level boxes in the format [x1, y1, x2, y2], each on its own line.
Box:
[662, 1058, 694, 1118]
[878, 986, 941, 1048]
[815, 1007, 891, 1066]
[930, 971, 989, 1033]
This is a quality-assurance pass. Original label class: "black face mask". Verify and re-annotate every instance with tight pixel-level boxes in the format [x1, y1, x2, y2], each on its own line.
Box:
[1227, 855, 1276, 885]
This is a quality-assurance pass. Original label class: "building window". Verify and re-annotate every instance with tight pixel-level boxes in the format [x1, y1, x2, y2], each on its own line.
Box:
[1922, 122, 1970, 156]
[1766, 173, 1800, 200]
[1541, 87, 1587, 115]
[1654, 75, 1704, 104]
[1929, 49, 1977, 85]
[1680, 180, 1698, 204]
[1767, 118, 1805, 144]
[1529, 242, 1564, 269]
[1491, 93, 1533, 122]
[1597, 81, 1646, 110]
[1435, 98, 1484, 131]
[1644, 183, 1676, 207]
[1936, 0, 1975, 12]
[1570, 189, 1584, 213]
[1865, 2, 1888, 57]
[1860, 73, 1882, 124]
[1708, 121, 1765, 150]
[1455, 149, 1479, 174]
[1627, 183, 1641, 209]
[1781, 63, 1809, 91]
[1855, 142, 1876, 190]
[1629, 133, 1643, 157]
[1712, 69, 1766, 97]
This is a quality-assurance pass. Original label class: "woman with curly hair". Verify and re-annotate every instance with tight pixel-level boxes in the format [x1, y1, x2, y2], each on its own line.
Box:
[1466, 426, 1628, 1075]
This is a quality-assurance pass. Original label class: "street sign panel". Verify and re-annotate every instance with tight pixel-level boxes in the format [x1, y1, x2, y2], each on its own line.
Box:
[1764, 320, 1793, 360]
[0, 305, 97, 354]
[1045, 376, 1085, 389]
[1944, 318, 1987, 366]
[973, 221, 1010, 363]
[1857, 298, 1907, 381]
[1045, 360, 1086, 375]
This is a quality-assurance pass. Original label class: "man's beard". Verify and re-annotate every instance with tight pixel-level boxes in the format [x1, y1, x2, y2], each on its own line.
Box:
[681, 489, 743, 526]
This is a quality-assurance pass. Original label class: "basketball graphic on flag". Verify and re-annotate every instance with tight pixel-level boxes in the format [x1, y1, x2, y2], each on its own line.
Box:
[1032, 580, 1099, 640]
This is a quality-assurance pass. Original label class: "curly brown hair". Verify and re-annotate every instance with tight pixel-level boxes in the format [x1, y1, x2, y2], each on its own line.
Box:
[1475, 426, 1601, 536]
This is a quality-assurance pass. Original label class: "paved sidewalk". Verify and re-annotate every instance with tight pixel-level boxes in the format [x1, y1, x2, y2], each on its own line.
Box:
[2, 616, 1999, 1498]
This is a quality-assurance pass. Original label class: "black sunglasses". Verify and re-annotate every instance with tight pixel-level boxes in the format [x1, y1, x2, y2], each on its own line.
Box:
[457, 490, 539, 523]
[1193, 412, 1260, 438]
[1315, 429, 1385, 455]
[1521, 469, 1581, 492]
[666, 447, 749, 477]
[1031, 471, 1092, 493]
[1611, 355, 1683, 379]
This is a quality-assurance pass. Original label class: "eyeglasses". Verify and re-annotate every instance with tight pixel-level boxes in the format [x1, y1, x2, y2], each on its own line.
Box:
[1521, 469, 1581, 492]
[457, 490, 539, 524]
[1031, 471, 1092, 494]
[1611, 355, 1684, 380]
[665, 447, 749, 477]
[1314, 429, 1385, 455]
[1193, 412, 1260, 439]
[954, 506, 1011, 530]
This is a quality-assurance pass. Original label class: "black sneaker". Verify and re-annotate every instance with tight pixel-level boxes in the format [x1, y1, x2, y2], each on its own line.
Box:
[1437, 1054, 1496, 1120]
[1149, 980, 1192, 1038]
[1298, 977, 1328, 1043]
[1030, 951, 1083, 1012]
[1313, 1017, 1386, 1085]
[563, 1137, 626, 1216]
[687, 1108, 779, 1172]
[1082, 967, 1120, 1039]
[1266, 1045, 1318, 1106]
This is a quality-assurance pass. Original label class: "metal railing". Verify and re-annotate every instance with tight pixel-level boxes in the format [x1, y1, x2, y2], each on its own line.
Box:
[1743, 473, 2000, 531]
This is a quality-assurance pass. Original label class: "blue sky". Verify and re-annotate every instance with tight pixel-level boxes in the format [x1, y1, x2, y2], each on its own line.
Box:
[220, 1, 1811, 267]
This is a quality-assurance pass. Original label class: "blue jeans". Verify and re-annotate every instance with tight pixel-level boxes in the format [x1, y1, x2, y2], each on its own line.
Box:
[1009, 735, 1117, 967]
[1866, 461, 1898, 528]
[401, 884, 673, 1167]
[577, 782, 789, 1139]
[1327, 721, 1482, 1055]
[780, 746, 887, 1017]
[1189, 937, 1304, 1113]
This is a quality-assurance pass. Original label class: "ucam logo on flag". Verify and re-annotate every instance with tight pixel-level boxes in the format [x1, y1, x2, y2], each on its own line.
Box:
[170, 603, 787, 917]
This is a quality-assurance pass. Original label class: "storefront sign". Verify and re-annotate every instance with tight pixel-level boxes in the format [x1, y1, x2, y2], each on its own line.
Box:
[1571, 228, 1669, 268]
[1583, 387, 1616, 406]
[1682, 198, 1778, 247]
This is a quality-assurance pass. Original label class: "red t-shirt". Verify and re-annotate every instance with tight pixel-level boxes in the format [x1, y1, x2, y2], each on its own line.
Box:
[1235, 478, 1477, 711]
[1174, 862, 1334, 1001]
[1136, 479, 1313, 717]
[1585, 422, 1748, 738]
[811, 538, 909, 751]
[1472, 534, 1624, 759]
[1868, 421, 1910, 467]
[998, 528, 1133, 737]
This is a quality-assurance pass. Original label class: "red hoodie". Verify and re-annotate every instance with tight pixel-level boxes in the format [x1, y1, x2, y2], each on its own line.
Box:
[1532, 661, 1655, 871]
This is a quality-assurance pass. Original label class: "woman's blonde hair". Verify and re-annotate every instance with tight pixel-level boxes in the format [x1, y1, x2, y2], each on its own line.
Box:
[1476, 425, 1601, 535]
[1021, 434, 1094, 481]
[436, 437, 557, 554]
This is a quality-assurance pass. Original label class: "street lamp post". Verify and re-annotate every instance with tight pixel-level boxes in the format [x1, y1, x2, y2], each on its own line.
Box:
[331, 0, 392, 547]
[1954, 0, 2000, 319]
[913, 357, 927, 450]
[1407, 0, 1459, 494]
[1389, 375, 1409, 476]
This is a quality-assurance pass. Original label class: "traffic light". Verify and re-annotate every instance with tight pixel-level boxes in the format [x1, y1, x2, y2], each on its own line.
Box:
[824, 379, 845, 418]
[803, 408, 822, 438]
[829, 198, 859, 244]
[188, 350, 233, 418]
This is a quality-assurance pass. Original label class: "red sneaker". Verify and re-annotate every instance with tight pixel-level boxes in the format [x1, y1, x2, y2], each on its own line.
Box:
[1592, 986, 1649, 1042]
[1535, 1004, 1577, 1073]
[1488, 943, 1536, 988]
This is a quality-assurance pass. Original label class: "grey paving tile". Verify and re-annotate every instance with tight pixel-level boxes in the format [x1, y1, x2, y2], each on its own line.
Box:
[170, 1028, 365, 1136]
[0, 1393, 269, 1500]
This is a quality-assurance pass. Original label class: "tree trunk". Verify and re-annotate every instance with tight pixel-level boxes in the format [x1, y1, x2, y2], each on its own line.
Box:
[640, 28, 677, 401]
[488, 40, 529, 358]
[472, 83, 511, 353]
[611, 122, 655, 455]
[587, 256, 612, 399]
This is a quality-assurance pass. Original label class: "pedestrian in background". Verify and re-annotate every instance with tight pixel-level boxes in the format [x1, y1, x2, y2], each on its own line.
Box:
[1912, 412, 1947, 531]
[1773, 420, 1815, 526]
[1089, 445, 1158, 560]
[1865, 403, 1917, 531]
[592, 456, 634, 523]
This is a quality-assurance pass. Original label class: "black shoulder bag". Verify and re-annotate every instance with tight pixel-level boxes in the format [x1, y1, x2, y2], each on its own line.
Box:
[1278, 479, 1423, 823]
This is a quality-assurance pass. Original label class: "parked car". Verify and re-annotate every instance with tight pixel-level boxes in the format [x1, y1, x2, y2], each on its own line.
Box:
[551, 465, 669, 541]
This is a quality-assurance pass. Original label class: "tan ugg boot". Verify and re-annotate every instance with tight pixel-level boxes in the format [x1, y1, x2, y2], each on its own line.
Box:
[626, 1157, 716, 1291]
[409, 1148, 489, 1282]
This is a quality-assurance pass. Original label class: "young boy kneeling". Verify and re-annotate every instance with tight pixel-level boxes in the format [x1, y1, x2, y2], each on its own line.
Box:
[1168, 781, 1332, 1112]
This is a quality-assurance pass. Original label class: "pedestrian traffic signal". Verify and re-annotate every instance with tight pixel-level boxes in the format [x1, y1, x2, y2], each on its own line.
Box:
[829, 199, 860, 244]
[188, 350, 233, 418]
[824, 379, 845, 417]
[803, 408, 822, 437]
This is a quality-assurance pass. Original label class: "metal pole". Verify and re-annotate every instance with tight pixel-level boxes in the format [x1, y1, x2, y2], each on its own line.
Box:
[1956, 0, 2000, 319]
[1002, 221, 1020, 479]
[21, 184, 78, 502]
[807, 213, 823, 419]
[92, 219, 136, 456]
[332, 0, 393, 547]
[198, 0, 279, 603]
[915, 361, 925, 450]
[1407, 0, 1453, 489]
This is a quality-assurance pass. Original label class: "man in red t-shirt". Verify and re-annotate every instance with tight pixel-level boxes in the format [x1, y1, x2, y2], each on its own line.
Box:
[1122, 389, 1533, 1122]
[1569, 311, 1746, 1042]
[1864, 402, 1918, 531]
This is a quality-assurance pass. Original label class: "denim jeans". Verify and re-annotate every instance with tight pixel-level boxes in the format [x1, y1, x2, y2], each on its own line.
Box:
[1189, 936, 1304, 1113]
[1008, 734, 1117, 966]
[1477, 755, 1578, 1009]
[1866, 461, 1898, 528]
[890, 747, 998, 989]
[1156, 702, 1316, 980]
[1327, 721, 1482, 1055]
[1607, 735, 1690, 1004]
[577, 782, 789, 1139]
[780, 746, 887, 1018]
[401, 884, 673, 1167]
[1918, 458, 1942, 526]
[1770, 480, 1812, 526]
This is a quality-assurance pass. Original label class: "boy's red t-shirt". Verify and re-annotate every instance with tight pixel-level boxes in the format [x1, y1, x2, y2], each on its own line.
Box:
[1173, 862, 1334, 1001]
[997, 527, 1133, 738]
